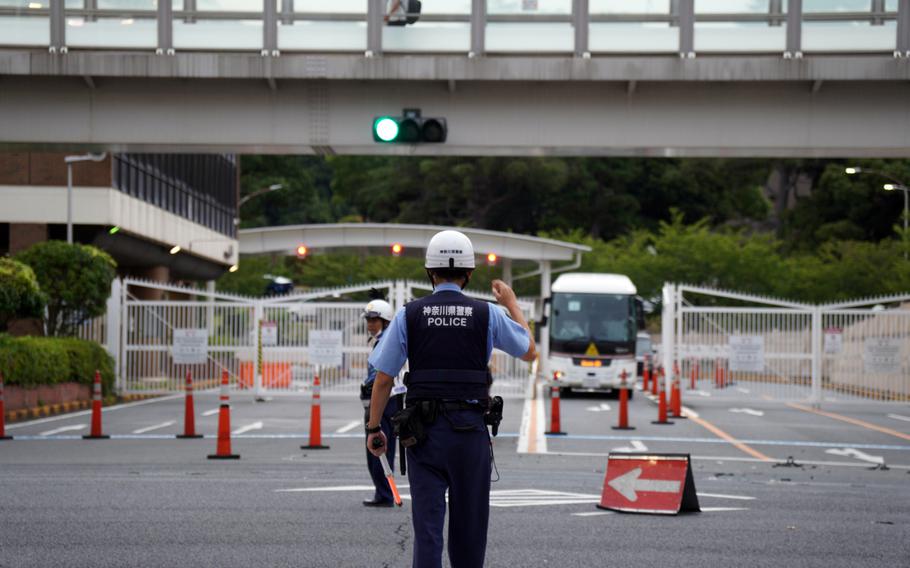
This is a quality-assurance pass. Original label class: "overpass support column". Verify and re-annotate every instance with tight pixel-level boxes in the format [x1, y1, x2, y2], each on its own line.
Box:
[49, 0, 65, 53]
[502, 258, 513, 287]
[280, 0, 294, 25]
[540, 261, 552, 380]
[573, 0, 589, 58]
[470, 0, 486, 57]
[367, 0, 384, 56]
[157, 0, 173, 55]
[677, 0, 694, 57]
[263, 0, 278, 56]
[785, 0, 802, 58]
[899, 0, 910, 56]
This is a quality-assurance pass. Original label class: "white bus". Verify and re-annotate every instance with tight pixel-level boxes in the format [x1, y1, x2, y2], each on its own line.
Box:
[544, 273, 645, 396]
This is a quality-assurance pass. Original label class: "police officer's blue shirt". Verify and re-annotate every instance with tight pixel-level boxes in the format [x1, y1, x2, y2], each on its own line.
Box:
[368, 283, 531, 378]
[364, 329, 385, 386]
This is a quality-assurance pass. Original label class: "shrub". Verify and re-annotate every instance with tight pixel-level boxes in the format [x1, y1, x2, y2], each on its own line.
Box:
[16, 241, 116, 337]
[0, 336, 114, 394]
[0, 257, 46, 331]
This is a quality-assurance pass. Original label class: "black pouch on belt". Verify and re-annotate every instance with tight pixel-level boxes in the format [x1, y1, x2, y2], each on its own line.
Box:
[391, 405, 426, 448]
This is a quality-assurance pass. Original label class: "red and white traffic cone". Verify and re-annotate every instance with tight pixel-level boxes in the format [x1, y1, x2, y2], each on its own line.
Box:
[714, 358, 721, 389]
[545, 374, 566, 435]
[650, 363, 659, 396]
[690, 359, 698, 390]
[208, 370, 239, 459]
[302, 374, 330, 450]
[0, 371, 11, 440]
[612, 370, 635, 431]
[652, 371, 673, 425]
[669, 372, 686, 419]
[177, 371, 202, 439]
[83, 370, 109, 439]
[642, 356, 651, 393]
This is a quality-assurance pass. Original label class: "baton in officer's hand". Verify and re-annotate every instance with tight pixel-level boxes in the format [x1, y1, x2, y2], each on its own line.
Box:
[372, 437, 403, 507]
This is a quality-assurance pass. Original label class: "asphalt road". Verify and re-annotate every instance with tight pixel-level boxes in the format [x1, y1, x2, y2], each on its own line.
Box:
[1, 384, 909, 568]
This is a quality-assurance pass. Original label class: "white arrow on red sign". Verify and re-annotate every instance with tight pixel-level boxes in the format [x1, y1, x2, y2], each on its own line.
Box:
[607, 467, 681, 502]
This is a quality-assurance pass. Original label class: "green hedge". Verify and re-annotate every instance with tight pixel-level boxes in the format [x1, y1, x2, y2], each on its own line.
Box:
[0, 335, 114, 394]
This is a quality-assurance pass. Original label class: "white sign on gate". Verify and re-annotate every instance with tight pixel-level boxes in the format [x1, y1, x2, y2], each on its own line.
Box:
[172, 328, 208, 365]
[824, 327, 843, 354]
[864, 337, 902, 374]
[309, 330, 343, 368]
[729, 335, 764, 372]
[261, 321, 278, 347]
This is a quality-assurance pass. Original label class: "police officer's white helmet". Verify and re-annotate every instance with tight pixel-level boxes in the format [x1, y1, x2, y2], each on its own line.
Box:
[362, 299, 394, 322]
[425, 230, 475, 269]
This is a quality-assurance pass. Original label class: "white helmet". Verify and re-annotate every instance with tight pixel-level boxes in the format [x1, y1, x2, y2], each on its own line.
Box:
[362, 299, 394, 322]
[425, 230, 475, 269]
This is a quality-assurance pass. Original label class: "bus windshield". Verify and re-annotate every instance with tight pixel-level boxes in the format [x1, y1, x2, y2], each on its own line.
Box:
[549, 292, 637, 355]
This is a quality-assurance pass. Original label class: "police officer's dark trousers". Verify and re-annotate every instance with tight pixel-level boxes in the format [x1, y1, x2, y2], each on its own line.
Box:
[407, 408, 491, 568]
[364, 395, 399, 503]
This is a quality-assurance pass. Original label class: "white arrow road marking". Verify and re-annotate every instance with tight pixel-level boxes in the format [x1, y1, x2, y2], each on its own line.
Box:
[202, 408, 220, 417]
[335, 420, 362, 434]
[730, 408, 765, 417]
[232, 421, 263, 435]
[691, 390, 711, 397]
[886, 413, 910, 423]
[607, 468, 681, 502]
[585, 403, 612, 412]
[39, 424, 86, 436]
[612, 440, 648, 453]
[132, 421, 176, 434]
[825, 448, 884, 465]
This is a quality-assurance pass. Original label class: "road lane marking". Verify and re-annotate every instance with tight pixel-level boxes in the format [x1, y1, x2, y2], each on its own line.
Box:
[5, 393, 184, 430]
[887, 413, 910, 423]
[573, 511, 613, 517]
[132, 421, 176, 434]
[276, 485, 404, 493]
[788, 402, 910, 442]
[700, 507, 750, 512]
[585, 404, 612, 412]
[39, 424, 86, 436]
[691, 390, 711, 397]
[697, 492, 755, 501]
[202, 408, 220, 417]
[612, 440, 648, 453]
[730, 408, 764, 417]
[736, 388, 751, 394]
[825, 448, 884, 465]
[232, 421, 263, 435]
[519, 378, 546, 454]
[684, 412, 773, 462]
[335, 420, 362, 434]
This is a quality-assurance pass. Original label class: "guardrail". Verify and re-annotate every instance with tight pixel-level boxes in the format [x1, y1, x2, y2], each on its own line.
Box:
[0, 0, 906, 58]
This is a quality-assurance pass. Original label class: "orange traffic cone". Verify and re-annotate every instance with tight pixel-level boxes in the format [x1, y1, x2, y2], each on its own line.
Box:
[642, 356, 651, 393]
[177, 371, 202, 439]
[612, 370, 635, 431]
[0, 371, 11, 440]
[208, 371, 239, 459]
[690, 359, 698, 390]
[545, 373, 566, 435]
[302, 374, 330, 449]
[652, 373, 673, 425]
[669, 373, 686, 419]
[83, 370, 109, 439]
[650, 363, 659, 396]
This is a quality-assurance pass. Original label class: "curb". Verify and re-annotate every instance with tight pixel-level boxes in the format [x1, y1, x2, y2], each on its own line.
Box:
[5, 394, 160, 423]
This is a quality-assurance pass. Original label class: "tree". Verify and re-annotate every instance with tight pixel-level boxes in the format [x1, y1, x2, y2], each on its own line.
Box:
[16, 242, 116, 337]
[0, 257, 46, 332]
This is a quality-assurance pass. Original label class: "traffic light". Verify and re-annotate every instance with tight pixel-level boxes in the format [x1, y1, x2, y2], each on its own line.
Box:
[296, 244, 308, 259]
[391, 243, 404, 257]
[373, 108, 446, 144]
[486, 253, 498, 266]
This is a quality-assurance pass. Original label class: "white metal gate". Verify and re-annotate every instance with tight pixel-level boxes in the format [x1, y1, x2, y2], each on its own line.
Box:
[109, 278, 534, 398]
[662, 284, 910, 405]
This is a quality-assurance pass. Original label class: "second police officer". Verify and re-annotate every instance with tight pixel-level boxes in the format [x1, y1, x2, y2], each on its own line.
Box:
[360, 299, 400, 507]
[365, 230, 536, 568]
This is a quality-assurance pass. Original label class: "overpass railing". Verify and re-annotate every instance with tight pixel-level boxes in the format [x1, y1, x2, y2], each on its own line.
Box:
[0, 1, 907, 58]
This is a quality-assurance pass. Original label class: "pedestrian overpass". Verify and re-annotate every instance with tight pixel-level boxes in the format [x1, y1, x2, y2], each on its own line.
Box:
[1, 1, 908, 157]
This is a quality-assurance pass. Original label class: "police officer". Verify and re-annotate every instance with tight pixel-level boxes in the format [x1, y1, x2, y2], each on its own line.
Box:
[360, 299, 400, 508]
[366, 230, 536, 568]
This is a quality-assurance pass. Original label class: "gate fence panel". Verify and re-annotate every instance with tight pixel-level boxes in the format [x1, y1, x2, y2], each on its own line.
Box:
[665, 284, 910, 405]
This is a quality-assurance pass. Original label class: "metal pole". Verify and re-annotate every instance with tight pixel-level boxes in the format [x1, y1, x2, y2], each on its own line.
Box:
[66, 162, 73, 244]
[573, 0, 589, 58]
[470, 0, 486, 57]
[786, 0, 803, 58]
[904, 189, 908, 260]
[810, 307, 822, 408]
[539, 260, 552, 380]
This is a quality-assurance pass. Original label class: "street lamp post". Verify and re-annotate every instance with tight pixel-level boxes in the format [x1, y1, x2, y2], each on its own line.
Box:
[238, 183, 283, 208]
[65, 153, 108, 244]
[845, 167, 909, 259]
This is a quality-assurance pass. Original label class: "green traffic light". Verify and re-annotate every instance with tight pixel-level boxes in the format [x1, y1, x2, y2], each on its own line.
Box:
[374, 117, 399, 142]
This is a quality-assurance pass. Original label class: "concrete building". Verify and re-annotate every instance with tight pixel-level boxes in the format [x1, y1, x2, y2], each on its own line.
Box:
[0, 152, 239, 297]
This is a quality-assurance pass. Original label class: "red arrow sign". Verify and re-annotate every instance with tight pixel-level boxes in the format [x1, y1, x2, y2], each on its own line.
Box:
[598, 453, 700, 515]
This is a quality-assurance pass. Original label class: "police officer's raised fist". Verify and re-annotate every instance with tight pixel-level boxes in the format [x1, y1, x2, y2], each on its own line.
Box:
[492, 279, 517, 307]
